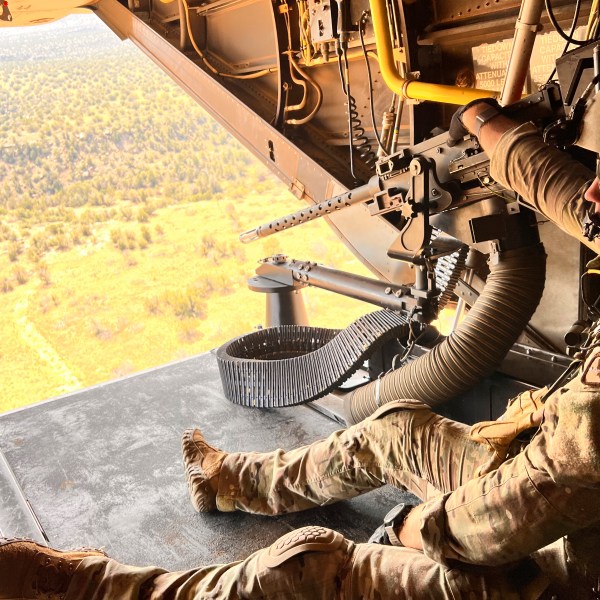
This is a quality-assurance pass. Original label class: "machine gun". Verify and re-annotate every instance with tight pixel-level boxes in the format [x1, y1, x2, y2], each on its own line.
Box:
[238, 83, 565, 326]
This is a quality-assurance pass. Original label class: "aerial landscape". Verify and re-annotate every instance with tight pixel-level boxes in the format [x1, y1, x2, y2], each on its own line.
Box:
[0, 14, 369, 411]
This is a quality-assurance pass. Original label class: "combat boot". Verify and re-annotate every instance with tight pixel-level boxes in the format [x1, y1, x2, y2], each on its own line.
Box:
[182, 428, 227, 512]
[0, 538, 106, 599]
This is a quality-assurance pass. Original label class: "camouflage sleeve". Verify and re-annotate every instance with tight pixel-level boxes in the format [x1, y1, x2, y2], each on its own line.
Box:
[416, 494, 459, 566]
[489, 122, 594, 250]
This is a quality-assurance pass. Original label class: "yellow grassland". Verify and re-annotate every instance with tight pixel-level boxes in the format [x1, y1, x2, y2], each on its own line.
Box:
[0, 183, 373, 412]
[0, 15, 376, 412]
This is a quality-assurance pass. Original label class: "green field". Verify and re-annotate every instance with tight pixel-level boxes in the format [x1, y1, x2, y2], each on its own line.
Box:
[0, 15, 371, 411]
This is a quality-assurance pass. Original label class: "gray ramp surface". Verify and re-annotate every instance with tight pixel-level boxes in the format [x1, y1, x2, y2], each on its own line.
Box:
[0, 352, 410, 571]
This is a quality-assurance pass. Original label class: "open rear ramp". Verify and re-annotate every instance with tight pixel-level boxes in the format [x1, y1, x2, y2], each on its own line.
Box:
[0, 351, 411, 570]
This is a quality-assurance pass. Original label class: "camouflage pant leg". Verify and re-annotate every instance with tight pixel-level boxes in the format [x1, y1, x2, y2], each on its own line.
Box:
[418, 350, 600, 568]
[217, 400, 496, 514]
[65, 527, 540, 600]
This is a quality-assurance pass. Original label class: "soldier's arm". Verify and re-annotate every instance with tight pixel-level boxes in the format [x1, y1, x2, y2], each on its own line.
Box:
[462, 105, 594, 249]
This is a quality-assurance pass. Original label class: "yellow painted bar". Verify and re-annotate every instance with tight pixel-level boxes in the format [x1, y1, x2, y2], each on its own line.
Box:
[370, 0, 499, 105]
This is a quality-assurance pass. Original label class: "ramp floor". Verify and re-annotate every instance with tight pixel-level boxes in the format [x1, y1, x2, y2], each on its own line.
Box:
[0, 352, 411, 571]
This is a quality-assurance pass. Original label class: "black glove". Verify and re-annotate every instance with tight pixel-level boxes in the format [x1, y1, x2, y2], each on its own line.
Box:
[368, 502, 417, 546]
[447, 97, 502, 147]
[368, 522, 392, 545]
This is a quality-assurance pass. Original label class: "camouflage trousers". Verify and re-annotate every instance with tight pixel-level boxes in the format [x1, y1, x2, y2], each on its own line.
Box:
[65, 349, 600, 599]
[215, 399, 496, 514]
[64, 528, 548, 599]
[210, 360, 600, 596]
[215, 392, 600, 562]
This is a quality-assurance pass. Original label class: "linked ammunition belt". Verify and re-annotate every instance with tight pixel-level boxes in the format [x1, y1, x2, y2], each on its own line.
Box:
[216, 309, 410, 407]
[436, 246, 468, 311]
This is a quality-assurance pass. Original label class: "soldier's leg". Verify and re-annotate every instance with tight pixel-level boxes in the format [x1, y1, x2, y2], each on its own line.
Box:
[183, 400, 497, 515]
[1, 530, 538, 600]
[416, 350, 600, 570]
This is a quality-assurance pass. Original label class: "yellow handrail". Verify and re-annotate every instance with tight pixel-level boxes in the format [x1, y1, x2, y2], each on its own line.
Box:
[369, 0, 499, 105]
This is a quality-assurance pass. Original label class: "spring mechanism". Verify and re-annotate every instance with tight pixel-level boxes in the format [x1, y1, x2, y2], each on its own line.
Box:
[348, 95, 376, 167]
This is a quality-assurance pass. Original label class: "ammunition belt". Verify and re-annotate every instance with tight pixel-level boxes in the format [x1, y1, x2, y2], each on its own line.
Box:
[216, 309, 409, 407]
[436, 245, 468, 311]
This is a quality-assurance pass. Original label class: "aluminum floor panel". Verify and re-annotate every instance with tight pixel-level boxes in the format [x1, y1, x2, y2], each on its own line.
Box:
[0, 352, 410, 571]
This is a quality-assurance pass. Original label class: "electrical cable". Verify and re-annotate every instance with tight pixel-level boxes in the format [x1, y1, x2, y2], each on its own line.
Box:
[337, 44, 358, 178]
[359, 11, 386, 155]
[546, 0, 583, 83]
[477, 174, 517, 202]
[545, 0, 587, 46]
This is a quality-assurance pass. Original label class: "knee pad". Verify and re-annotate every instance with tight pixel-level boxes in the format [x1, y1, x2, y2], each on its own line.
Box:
[262, 526, 345, 568]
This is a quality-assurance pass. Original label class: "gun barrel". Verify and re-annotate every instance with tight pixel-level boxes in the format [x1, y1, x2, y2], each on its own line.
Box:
[239, 176, 382, 244]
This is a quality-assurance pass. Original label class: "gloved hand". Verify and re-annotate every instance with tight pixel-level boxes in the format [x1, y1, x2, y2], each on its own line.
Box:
[469, 387, 547, 458]
[447, 97, 502, 147]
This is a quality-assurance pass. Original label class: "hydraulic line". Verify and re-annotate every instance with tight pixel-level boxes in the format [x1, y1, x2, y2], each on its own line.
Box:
[345, 243, 547, 423]
[180, 0, 276, 79]
[286, 54, 323, 126]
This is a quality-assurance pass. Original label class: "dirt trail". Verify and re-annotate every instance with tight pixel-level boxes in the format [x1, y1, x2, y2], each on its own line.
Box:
[14, 291, 82, 396]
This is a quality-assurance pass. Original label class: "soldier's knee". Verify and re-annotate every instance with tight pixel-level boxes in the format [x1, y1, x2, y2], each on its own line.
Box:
[249, 527, 353, 599]
[259, 526, 348, 569]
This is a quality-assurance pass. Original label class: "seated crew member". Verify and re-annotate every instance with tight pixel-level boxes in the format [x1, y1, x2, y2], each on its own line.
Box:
[2, 97, 600, 600]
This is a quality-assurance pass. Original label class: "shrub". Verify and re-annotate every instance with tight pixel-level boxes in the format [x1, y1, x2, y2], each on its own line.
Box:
[37, 263, 51, 285]
[163, 288, 206, 319]
[90, 319, 112, 340]
[144, 296, 162, 315]
[27, 247, 43, 262]
[110, 228, 128, 251]
[137, 208, 150, 223]
[140, 225, 152, 243]
[112, 361, 135, 378]
[7, 241, 21, 262]
[126, 230, 137, 250]
[120, 206, 133, 221]
[12, 265, 28, 285]
[52, 233, 71, 251]
[1, 278, 13, 293]
[179, 321, 202, 343]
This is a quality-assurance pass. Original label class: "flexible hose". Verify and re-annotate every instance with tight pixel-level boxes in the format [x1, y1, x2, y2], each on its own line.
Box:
[345, 244, 547, 423]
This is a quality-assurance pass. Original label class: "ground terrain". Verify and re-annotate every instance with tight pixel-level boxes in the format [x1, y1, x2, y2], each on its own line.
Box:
[0, 15, 371, 411]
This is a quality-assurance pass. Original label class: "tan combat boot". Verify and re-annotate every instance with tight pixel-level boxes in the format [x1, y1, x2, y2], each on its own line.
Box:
[181, 428, 227, 512]
[0, 538, 106, 599]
